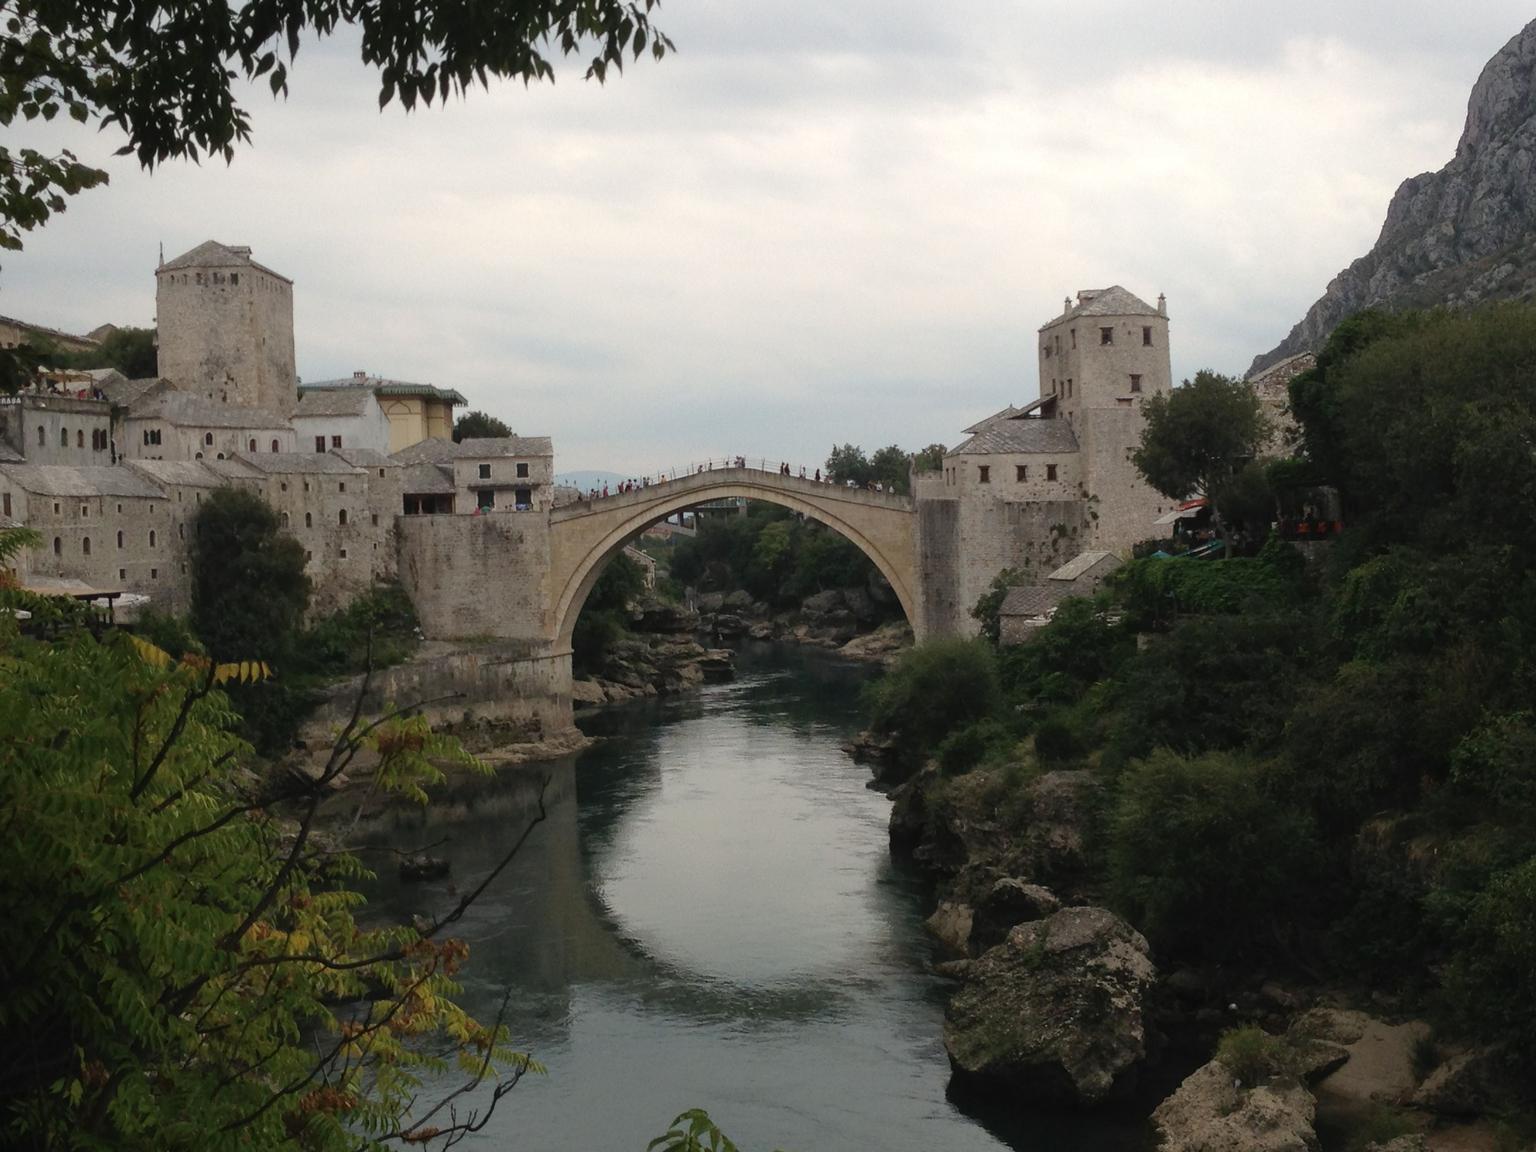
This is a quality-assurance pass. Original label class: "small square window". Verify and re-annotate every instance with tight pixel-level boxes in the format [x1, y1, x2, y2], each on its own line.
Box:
[150, 568, 158, 579]
[1100, 327, 1113, 345]
[118, 568, 126, 581]
[515, 462, 529, 478]
[79, 505, 87, 518]
[331, 435, 342, 449]
[339, 481, 346, 493]
[339, 548, 348, 559]
[1046, 464, 1058, 481]
[1130, 374, 1142, 393]
[978, 465, 991, 484]
[1015, 465, 1028, 482]
[1143, 326, 1153, 346]
[478, 463, 491, 480]
[371, 513, 379, 527]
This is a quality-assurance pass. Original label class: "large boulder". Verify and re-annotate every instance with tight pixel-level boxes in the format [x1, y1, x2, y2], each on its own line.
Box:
[800, 589, 845, 619]
[925, 901, 973, 958]
[944, 906, 1156, 1105]
[1153, 1058, 1318, 1152]
[1411, 1046, 1519, 1117]
[631, 599, 699, 634]
[970, 879, 1060, 953]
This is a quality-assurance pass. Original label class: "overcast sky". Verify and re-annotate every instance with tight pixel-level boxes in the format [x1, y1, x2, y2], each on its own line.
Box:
[4, 3, 1532, 474]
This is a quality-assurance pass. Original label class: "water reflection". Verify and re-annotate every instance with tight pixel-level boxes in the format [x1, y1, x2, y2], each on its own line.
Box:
[358, 645, 1151, 1151]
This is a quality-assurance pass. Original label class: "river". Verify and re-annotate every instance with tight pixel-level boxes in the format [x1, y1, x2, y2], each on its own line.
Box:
[362, 644, 1155, 1151]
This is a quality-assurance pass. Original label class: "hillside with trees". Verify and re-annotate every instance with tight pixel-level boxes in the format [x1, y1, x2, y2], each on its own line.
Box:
[865, 303, 1536, 1137]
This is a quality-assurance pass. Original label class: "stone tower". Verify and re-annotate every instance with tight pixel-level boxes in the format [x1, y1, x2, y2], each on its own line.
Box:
[1037, 287, 1172, 550]
[155, 241, 297, 417]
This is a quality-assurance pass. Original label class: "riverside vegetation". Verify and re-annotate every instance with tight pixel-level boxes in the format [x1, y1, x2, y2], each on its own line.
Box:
[863, 305, 1536, 1144]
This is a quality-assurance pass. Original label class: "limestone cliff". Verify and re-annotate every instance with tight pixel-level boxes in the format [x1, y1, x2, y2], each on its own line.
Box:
[1250, 20, 1536, 377]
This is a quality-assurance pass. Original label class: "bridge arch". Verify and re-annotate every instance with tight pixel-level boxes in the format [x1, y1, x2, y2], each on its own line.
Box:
[548, 470, 917, 654]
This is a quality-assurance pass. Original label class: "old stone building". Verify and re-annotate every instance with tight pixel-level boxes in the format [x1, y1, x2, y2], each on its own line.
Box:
[1246, 351, 1313, 459]
[915, 287, 1174, 636]
[300, 373, 463, 453]
[155, 242, 297, 419]
[292, 388, 393, 456]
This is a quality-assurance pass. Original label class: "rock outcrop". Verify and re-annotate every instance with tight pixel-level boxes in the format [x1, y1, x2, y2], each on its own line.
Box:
[1251, 19, 1536, 376]
[944, 906, 1156, 1104]
[1152, 1058, 1319, 1152]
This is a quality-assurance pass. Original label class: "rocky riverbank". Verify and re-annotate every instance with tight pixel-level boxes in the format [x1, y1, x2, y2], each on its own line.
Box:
[695, 587, 911, 663]
[574, 591, 912, 708]
[862, 752, 1528, 1150]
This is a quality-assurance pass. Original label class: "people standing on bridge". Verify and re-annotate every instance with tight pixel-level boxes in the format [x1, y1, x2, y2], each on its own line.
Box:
[815, 468, 821, 483]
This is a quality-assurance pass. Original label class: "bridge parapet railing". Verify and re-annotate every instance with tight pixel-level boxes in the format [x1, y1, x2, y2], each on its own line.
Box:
[559, 457, 915, 507]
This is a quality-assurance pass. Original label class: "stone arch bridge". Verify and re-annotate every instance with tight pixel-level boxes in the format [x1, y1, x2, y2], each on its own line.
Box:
[548, 468, 916, 651]
[394, 467, 920, 729]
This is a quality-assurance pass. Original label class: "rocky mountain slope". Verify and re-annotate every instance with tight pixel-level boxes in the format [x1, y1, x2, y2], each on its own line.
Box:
[1250, 19, 1536, 377]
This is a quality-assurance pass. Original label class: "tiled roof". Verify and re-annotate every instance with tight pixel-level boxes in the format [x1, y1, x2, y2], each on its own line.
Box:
[1040, 286, 1161, 330]
[159, 240, 291, 284]
[391, 438, 460, 465]
[302, 377, 466, 406]
[1047, 551, 1120, 582]
[126, 390, 291, 430]
[295, 389, 375, 417]
[332, 447, 396, 470]
[961, 396, 1051, 435]
[950, 418, 1079, 456]
[230, 452, 365, 476]
[458, 436, 553, 458]
[100, 375, 169, 408]
[999, 585, 1068, 618]
[0, 463, 166, 499]
[126, 460, 226, 488]
[0, 443, 22, 464]
[400, 462, 455, 495]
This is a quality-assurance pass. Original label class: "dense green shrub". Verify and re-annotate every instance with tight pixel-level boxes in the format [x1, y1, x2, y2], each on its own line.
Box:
[572, 552, 646, 674]
[1033, 714, 1083, 764]
[1445, 855, 1536, 1064]
[998, 596, 1134, 703]
[866, 638, 1002, 759]
[1106, 614, 1311, 767]
[936, 718, 1015, 776]
[1215, 1026, 1291, 1088]
[1107, 749, 1321, 960]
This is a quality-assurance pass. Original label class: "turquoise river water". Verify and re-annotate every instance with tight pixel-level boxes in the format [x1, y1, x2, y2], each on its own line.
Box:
[362, 644, 1157, 1151]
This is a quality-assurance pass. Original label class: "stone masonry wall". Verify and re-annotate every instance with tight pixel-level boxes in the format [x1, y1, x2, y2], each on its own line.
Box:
[1, 396, 114, 466]
[397, 513, 553, 642]
[156, 265, 296, 418]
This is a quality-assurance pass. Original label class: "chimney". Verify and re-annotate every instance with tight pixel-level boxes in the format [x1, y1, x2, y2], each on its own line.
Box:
[1157, 293, 1167, 316]
[1064, 296, 1072, 314]
[352, 371, 367, 384]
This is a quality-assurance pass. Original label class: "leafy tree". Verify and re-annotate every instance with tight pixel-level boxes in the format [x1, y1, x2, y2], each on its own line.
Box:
[1133, 370, 1270, 554]
[971, 566, 1027, 646]
[0, 616, 541, 1150]
[85, 326, 158, 378]
[912, 443, 947, 474]
[452, 410, 514, 443]
[1107, 749, 1321, 960]
[825, 443, 872, 487]
[866, 638, 1002, 763]
[572, 551, 645, 673]
[869, 444, 912, 494]
[0, 0, 674, 262]
[190, 487, 309, 664]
